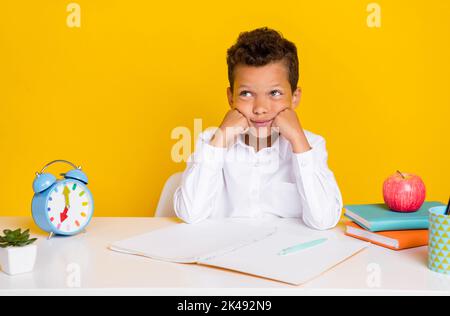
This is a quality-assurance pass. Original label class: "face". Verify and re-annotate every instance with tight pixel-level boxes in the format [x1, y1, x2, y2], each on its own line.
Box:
[227, 60, 301, 139]
[46, 180, 93, 234]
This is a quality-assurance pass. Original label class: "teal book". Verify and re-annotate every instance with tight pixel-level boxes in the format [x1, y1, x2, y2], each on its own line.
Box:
[344, 201, 445, 232]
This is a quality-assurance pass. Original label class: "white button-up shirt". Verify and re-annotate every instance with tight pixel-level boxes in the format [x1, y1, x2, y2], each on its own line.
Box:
[173, 129, 343, 230]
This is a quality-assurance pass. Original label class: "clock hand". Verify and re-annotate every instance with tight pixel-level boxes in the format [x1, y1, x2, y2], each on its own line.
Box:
[60, 207, 69, 223]
[63, 186, 71, 208]
[61, 186, 71, 223]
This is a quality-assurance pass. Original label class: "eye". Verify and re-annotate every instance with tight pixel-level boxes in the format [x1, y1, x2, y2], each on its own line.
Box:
[270, 90, 282, 97]
[240, 91, 252, 97]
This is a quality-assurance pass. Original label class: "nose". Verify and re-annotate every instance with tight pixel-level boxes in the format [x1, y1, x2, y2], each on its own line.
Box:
[252, 96, 270, 116]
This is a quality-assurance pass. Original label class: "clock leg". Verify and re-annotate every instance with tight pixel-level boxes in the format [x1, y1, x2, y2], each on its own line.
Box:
[47, 232, 54, 240]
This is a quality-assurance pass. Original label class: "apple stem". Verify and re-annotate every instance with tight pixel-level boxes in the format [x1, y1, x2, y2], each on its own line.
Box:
[397, 170, 406, 179]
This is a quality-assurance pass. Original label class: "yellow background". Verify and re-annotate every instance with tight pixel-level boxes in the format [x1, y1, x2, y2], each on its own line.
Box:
[1, 0, 449, 217]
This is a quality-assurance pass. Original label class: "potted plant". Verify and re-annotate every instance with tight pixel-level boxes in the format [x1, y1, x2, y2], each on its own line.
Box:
[0, 229, 38, 275]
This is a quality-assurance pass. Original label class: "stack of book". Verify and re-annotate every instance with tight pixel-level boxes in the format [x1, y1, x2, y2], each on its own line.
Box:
[344, 201, 445, 251]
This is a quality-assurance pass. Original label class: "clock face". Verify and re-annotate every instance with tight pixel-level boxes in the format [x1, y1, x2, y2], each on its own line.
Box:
[46, 180, 93, 234]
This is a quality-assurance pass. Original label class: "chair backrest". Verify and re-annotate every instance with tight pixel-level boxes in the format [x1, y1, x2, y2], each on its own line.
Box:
[154, 172, 183, 217]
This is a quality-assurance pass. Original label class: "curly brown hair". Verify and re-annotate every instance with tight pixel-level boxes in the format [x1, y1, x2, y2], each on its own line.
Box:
[227, 27, 299, 93]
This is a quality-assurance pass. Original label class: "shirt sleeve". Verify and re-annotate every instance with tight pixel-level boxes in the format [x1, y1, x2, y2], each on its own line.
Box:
[173, 130, 226, 224]
[292, 135, 343, 230]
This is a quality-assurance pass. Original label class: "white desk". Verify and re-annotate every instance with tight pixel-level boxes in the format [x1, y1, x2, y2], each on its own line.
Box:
[0, 216, 449, 296]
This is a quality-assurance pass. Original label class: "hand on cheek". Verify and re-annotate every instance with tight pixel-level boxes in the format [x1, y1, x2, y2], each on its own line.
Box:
[273, 108, 302, 142]
[210, 108, 250, 148]
[273, 108, 312, 154]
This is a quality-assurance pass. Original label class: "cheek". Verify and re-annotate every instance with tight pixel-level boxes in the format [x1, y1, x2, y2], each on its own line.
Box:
[234, 102, 252, 116]
[272, 102, 288, 113]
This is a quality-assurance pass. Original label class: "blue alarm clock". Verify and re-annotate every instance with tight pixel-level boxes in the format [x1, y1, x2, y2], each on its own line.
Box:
[32, 160, 94, 239]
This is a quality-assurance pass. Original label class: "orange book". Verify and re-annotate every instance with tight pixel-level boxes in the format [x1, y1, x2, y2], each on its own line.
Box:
[345, 221, 428, 251]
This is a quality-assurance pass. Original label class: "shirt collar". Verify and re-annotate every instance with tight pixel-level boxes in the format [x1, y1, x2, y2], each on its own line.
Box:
[234, 132, 290, 156]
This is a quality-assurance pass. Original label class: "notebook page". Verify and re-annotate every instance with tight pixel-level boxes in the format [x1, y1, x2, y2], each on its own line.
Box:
[109, 220, 278, 263]
[197, 232, 369, 285]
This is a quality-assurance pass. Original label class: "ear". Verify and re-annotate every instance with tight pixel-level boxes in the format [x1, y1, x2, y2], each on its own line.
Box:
[291, 87, 302, 110]
[227, 87, 234, 109]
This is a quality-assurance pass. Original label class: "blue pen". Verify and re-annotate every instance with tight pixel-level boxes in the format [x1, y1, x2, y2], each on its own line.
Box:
[278, 238, 328, 256]
[445, 197, 450, 216]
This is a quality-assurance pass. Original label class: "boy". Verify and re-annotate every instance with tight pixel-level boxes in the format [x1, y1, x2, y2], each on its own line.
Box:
[173, 27, 343, 230]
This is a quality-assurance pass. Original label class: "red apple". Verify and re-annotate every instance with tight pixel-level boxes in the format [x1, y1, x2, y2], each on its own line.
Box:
[383, 171, 426, 212]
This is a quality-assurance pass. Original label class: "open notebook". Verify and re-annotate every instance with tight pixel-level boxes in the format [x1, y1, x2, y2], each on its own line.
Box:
[109, 220, 369, 285]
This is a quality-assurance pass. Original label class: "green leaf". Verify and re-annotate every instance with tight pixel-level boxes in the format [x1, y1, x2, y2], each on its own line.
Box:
[0, 228, 38, 247]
